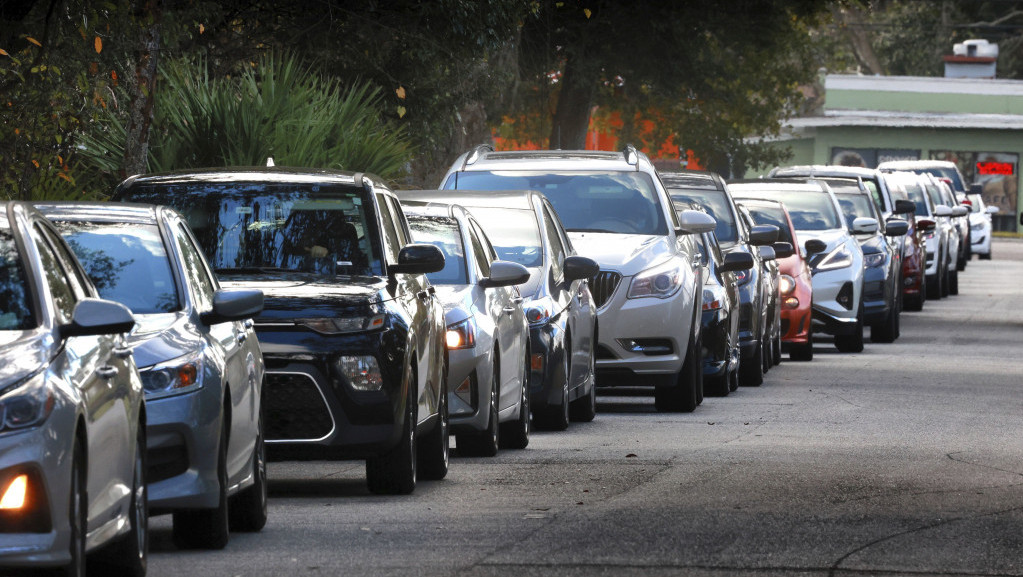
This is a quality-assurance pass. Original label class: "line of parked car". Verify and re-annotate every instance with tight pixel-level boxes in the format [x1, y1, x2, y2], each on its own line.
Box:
[0, 146, 993, 575]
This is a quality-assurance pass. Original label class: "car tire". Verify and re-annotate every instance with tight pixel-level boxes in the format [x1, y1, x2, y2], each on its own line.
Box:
[104, 421, 147, 576]
[654, 330, 701, 412]
[366, 372, 417, 495]
[458, 361, 499, 457]
[500, 350, 531, 449]
[772, 328, 782, 366]
[729, 364, 739, 392]
[173, 417, 229, 550]
[940, 260, 950, 298]
[705, 373, 730, 397]
[534, 340, 570, 431]
[228, 409, 267, 533]
[905, 275, 924, 311]
[739, 341, 764, 387]
[870, 304, 898, 343]
[417, 366, 449, 479]
[62, 436, 86, 577]
[834, 311, 864, 353]
[949, 268, 959, 295]
[569, 344, 597, 422]
[980, 251, 991, 260]
[761, 333, 771, 375]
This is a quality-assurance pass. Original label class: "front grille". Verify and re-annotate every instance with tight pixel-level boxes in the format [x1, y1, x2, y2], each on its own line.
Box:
[589, 271, 622, 308]
[265, 372, 334, 441]
[596, 344, 618, 360]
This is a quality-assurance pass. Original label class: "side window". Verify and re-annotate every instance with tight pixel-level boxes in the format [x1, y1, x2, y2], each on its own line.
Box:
[542, 206, 565, 281]
[174, 223, 216, 313]
[470, 219, 498, 262]
[31, 228, 77, 324]
[37, 224, 90, 299]
[386, 197, 411, 247]
[467, 225, 491, 278]
[375, 194, 401, 263]
[696, 234, 710, 266]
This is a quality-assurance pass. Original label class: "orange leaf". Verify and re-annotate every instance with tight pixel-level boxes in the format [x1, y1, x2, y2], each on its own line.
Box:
[396, 86, 406, 100]
[94, 36, 102, 54]
[26, 37, 41, 47]
[199, 23, 205, 34]
[110, 70, 117, 80]
[0, 48, 8, 57]
[58, 172, 72, 183]
[31, 159, 39, 168]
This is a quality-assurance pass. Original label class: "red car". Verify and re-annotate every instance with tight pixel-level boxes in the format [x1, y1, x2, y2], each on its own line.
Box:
[882, 175, 928, 311]
[735, 197, 815, 361]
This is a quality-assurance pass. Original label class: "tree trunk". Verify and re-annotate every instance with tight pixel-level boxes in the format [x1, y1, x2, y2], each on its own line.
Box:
[831, 4, 884, 75]
[548, 54, 595, 150]
[122, 0, 162, 178]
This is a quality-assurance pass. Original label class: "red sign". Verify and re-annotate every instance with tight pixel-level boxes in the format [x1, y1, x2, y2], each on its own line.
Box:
[976, 161, 1015, 176]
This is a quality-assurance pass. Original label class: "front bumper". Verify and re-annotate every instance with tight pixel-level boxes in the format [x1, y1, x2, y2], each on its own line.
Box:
[861, 267, 889, 326]
[971, 225, 991, 255]
[809, 266, 861, 335]
[446, 347, 489, 434]
[145, 387, 221, 513]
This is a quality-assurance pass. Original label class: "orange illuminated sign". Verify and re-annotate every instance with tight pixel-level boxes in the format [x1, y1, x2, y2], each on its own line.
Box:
[976, 161, 1014, 176]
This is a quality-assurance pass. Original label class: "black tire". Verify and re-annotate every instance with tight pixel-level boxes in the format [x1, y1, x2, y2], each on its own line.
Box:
[366, 371, 417, 495]
[500, 350, 530, 449]
[62, 436, 87, 577]
[174, 416, 229, 550]
[569, 343, 596, 422]
[905, 274, 924, 311]
[417, 367, 449, 479]
[761, 331, 771, 375]
[834, 312, 864, 353]
[654, 331, 701, 413]
[940, 260, 950, 298]
[458, 358, 499, 457]
[772, 328, 782, 366]
[534, 340, 570, 431]
[871, 304, 898, 343]
[229, 411, 267, 533]
[980, 251, 992, 260]
[105, 421, 147, 577]
[704, 373, 730, 397]
[728, 365, 739, 392]
[949, 268, 959, 295]
[739, 341, 764, 387]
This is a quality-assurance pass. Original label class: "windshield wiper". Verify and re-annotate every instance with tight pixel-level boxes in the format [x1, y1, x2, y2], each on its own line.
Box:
[568, 228, 616, 233]
[214, 266, 291, 274]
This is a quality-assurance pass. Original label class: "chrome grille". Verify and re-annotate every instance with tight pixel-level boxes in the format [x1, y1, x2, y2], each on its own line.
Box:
[589, 271, 622, 308]
[264, 372, 334, 442]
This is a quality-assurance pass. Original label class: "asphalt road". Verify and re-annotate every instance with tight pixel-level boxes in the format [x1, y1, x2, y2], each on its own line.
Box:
[148, 239, 1023, 577]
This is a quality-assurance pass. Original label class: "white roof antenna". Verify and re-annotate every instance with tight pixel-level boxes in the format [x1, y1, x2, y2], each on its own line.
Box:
[266, 157, 275, 167]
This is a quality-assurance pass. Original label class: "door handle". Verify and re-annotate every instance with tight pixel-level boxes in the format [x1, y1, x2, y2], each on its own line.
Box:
[97, 366, 119, 380]
[511, 297, 523, 304]
[503, 306, 516, 314]
[237, 332, 248, 344]
[113, 345, 133, 359]
[243, 319, 254, 329]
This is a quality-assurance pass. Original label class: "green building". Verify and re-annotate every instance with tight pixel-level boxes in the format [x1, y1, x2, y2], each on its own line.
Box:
[758, 73, 1023, 232]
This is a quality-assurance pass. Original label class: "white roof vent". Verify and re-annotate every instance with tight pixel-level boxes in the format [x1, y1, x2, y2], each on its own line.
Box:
[266, 157, 275, 167]
[953, 39, 998, 58]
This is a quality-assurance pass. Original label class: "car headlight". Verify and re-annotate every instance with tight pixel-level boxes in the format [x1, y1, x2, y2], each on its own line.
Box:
[863, 253, 885, 268]
[525, 296, 555, 326]
[778, 274, 796, 295]
[140, 350, 205, 399]
[0, 371, 54, 434]
[445, 317, 477, 349]
[816, 244, 853, 272]
[628, 260, 684, 299]
[970, 222, 984, 231]
[337, 355, 383, 391]
[299, 314, 385, 335]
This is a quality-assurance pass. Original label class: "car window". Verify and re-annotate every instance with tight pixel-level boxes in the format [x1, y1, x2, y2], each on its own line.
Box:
[924, 183, 945, 208]
[30, 228, 77, 325]
[836, 194, 876, 229]
[453, 170, 668, 235]
[173, 223, 216, 313]
[668, 187, 738, 246]
[37, 224, 91, 301]
[376, 193, 402, 264]
[0, 229, 35, 330]
[119, 182, 384, 277]
[542, 205, 565, 281]
[730, 188, 842, 231]
[406, 215, 468, 285]
[469, 217, 499, 262]
[696, 233, 711, 267]
[54, 220, 181, 315]
[467, 224, 491, 278]
[460, 207, 543, 267]
[387, 196, 411, 246]
[741, 204, 794, 245]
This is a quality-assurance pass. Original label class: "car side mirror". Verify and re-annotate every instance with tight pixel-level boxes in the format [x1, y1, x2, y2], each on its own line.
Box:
[951, 206, 969, 217]
[772, 242, 794, 259]
[564, 255, 600, 282]
[986, 206, 999, 214]
[894, 199, 916, 215]
[884, 219, 909, 237]
[675, 210, 716, 235]
[748, 224, 780, 246]
[480, 260, 531, 288]
[390, 244, 446, 275]
[719, 250, 754, 272]
[852, 217, 879, 234]
[60, 298, 136, 338]
[202, 289, 264, 325]
[804, 239, 828, 255]
[758, 245, 776, 261]
[917, 218, 936, 232]
[933, 205, 953, 217]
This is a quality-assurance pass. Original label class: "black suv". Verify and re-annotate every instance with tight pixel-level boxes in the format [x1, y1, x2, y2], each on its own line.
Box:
[115, 167, 449, 495]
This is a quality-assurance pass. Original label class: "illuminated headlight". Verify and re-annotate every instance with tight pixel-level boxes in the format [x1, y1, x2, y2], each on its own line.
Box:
[863, 253, 885, 268]
[778, 274, 796, 295]
[0, 474, 27, 510]
[628, 260, 684, 299]
[702, 286, 724, 311]
[971, 222, 985, 231]
[816, 244, 853, 271]
[140, 350, 205, 399]
[337, 355, 383, 391]
[445, 317, 477, 349]
[525, 296, 555, 326]
[0, 371, 54, 434]
[300, 314, 385, 335]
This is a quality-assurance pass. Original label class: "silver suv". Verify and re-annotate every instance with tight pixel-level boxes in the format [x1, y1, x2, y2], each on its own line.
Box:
[440, 145, 716, 413]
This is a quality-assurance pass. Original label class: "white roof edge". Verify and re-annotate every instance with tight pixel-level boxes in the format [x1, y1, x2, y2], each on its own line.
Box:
[826, 73, 1023, 97]
[784, 109, 1023, 130]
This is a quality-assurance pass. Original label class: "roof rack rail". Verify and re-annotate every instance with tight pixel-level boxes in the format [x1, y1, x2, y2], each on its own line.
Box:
[622, 143, 639, 166]
[353, 172, 373, 194]
[463, 143, 495, 169]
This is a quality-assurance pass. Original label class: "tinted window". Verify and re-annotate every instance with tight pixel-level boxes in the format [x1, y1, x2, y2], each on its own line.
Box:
[542, 206, 565, 280]
[121, 183, 383, 277]
[376, 194, 402, 263]
[407, 215, 468, 285]
[174, 224, 217, 313]
[903, 183, 930, 216]
[467, 225, 491, 278]
[453, 170, 667, 235]
[668, 187, 738, 245]
[462, 207, 543, 267]
[741, 204, 794, 244]
[0, 230, 35, 330]
[916, 167, 964, 192]
[55, 221, 180, 314]
[31, 231, 76, 324]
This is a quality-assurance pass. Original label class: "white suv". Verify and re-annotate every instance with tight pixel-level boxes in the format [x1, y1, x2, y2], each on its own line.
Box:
[440, 145, 716, 412]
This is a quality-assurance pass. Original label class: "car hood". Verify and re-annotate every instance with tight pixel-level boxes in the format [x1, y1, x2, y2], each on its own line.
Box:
[566, 232, 673, 276]
[433, 285, 476, 325]
[796, 228, 849, 252]
[0, 330, 51, 391]
[128, 312, 203, 370]
[219, 273, 390, 321]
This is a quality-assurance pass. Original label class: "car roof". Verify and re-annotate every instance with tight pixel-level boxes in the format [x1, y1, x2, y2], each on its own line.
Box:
[727, 180, 828, 193]
[456, 148, 647, 173]
[659, 170, 723, 190]
[34, 202, 162, 225]
[118, 166, 387, 192]
[771, 165, 881, 179]
[397, 189, 539, 211]
[400, 201, 472, 222]
[877, 160, 957, 170]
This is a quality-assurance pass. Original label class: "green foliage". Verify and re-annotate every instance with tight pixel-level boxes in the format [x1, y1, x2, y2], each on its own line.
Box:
[80, 53, 412, 188]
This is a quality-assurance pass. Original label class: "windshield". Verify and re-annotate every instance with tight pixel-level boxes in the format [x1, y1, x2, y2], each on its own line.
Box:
[917, 167, 964, 192]
[460, 207, 543, 267]
[924, 183, 945, 210]
[731, 188, 841, 231]
[407, 215, 468, 285]
[835, 194, 876, 230]
[451, 170, 667, 235]
[54, 221, 180, 314]
[741, 204, 793, 244]
[0, 230, 35, 330]
[668, 188, 738, 246]
[121, 184, 383, 277]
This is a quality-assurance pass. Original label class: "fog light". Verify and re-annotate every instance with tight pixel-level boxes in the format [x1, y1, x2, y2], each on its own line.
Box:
[337, 356, 383, 391]
[783, 297, 799, 309]
[0, 474, 27, 510]
[531, 353, 544, 373]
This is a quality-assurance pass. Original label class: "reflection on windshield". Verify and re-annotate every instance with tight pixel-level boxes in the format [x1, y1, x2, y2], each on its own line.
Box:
[452, 171, 667, 235]
[407, 216, 468, 285]
[55, 222, 180, 314]
[669, 188, 737, 245]
[742, 205, 793, 244]
[0, 232, 34, 330]
[462, 207, 543, 267]
[120, 184, 384, 277]
[835, 194, 875, 230]
[731, 189, 841, 231]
